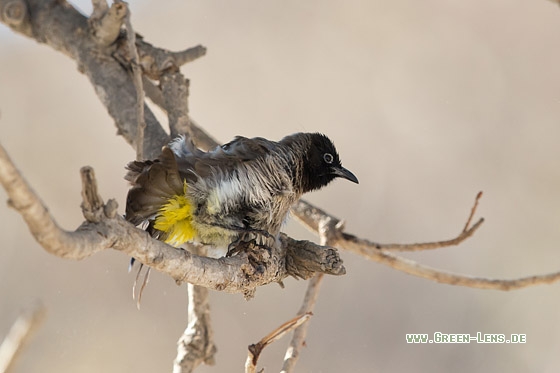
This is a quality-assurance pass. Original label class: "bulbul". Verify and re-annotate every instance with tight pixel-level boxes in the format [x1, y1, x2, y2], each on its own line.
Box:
[125, 132, 358, 252]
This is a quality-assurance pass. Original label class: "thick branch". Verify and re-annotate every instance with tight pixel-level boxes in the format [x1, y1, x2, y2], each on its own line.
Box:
[0, 0, 31, 36]
[174, 282, 216, 373]
[161, 71, 191, 138]
[0, 1, 207, 159]
[0, 0, 168, 158]
[283, 234, 345, 278]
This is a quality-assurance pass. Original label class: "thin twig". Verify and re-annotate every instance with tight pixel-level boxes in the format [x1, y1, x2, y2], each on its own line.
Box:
[291, 197, 560, 290]
[142, 76, 219, 149]
[246, 313, 312, 373]
[293, 198, 484, 252]
[172, 45, 207, 67]
[280, 275, 323, 373]
[0, 303, 46, 373]
[280, 217, 336, 373]
[133, 41, 206, 80]
[117, 1, 146, 160]
[463, 191, 483, 232]
[343, 243, 560, 290]
[341, 218, 484, 253]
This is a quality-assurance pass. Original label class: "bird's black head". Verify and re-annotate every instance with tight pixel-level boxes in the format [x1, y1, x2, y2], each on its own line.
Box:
[298, 133, 359, 193]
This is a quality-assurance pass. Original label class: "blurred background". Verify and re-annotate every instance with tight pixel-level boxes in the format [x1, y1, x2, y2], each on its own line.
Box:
[1, 0, 560, 371]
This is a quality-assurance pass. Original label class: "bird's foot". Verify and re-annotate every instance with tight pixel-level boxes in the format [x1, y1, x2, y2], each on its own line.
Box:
[226, 237, 272, 257]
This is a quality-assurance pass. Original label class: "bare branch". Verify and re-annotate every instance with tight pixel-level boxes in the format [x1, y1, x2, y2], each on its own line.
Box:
[143, 76, 220, 149]
[188, 118, 221, 151]
[342, 245, 560, 290]
[134, 40, 206, 80]
[161, 71, 191, 138]
[90, 0, 108, 19]
[279, 276, 322, 373]
[172, 45, 208, 67]
[174, 283, 216, 372]
[80, 166, 105, 222]
[114, 1, 147, 160]
[463, 191, 483, 232]
[281, 217, 337, 373]
[283, 234, 345, 278]
[143, 77, 220, 150]
[293, 198, 484, 253]
[341, 218, 484, 253]
[174, 246, 217, 373]
[246, 313, 312, 373]
[0, 141, 69, 258]
[142, 77, 165, 108]
[291, 198, 560, 290]
[0, 303, 46, 373]
[0, 0, 31, 35]
[0, 0, 168, 159]
[89, 1, 126, 46]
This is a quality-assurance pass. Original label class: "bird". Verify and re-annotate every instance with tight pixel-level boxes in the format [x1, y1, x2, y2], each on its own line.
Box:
[124, 132, 358, 254]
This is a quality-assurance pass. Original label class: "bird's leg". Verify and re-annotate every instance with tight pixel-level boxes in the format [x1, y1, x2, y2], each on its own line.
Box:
[226, 232, 275, 257]
[226, 235, 250, 257]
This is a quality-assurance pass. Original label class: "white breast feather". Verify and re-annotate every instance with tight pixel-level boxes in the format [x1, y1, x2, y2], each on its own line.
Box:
[200, 154, 295, 216]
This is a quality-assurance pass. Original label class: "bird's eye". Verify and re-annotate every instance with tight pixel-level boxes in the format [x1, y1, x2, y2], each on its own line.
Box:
[323, 153, 334, 164]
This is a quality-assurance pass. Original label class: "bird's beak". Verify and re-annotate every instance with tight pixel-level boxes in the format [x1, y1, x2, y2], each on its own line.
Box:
[332, 166, 359, 184]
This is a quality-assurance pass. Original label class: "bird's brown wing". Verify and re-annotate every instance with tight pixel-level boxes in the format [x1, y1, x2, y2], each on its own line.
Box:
[125, 136, 278, 226]
[175, 136, 277, 180]
[125, 147, 184, 225]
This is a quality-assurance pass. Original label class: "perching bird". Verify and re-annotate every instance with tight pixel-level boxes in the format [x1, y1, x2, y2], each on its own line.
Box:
[125, 132, 358, 253]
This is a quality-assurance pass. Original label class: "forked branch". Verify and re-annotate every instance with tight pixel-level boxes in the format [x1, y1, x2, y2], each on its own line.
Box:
[291, 196, 560, 290]
[245, 313, 312, 373]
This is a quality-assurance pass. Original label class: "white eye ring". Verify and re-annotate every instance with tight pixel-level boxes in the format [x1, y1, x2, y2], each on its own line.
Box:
[323, 153, 334, 164]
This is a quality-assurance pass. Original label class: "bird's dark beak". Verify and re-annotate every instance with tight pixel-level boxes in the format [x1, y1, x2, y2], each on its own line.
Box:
[332, 166, 359, 184]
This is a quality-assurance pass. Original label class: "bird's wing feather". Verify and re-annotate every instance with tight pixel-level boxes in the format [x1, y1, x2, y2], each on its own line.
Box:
[125, 147, 184, 225]
[125, 136, 279, 226]
[172, 136, 278, 179]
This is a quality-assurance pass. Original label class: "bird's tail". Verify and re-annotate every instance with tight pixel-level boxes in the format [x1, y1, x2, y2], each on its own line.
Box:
[124, 147, 184, 228]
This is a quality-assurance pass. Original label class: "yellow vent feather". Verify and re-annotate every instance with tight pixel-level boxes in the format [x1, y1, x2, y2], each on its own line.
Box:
[154, 181, 196, 246]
